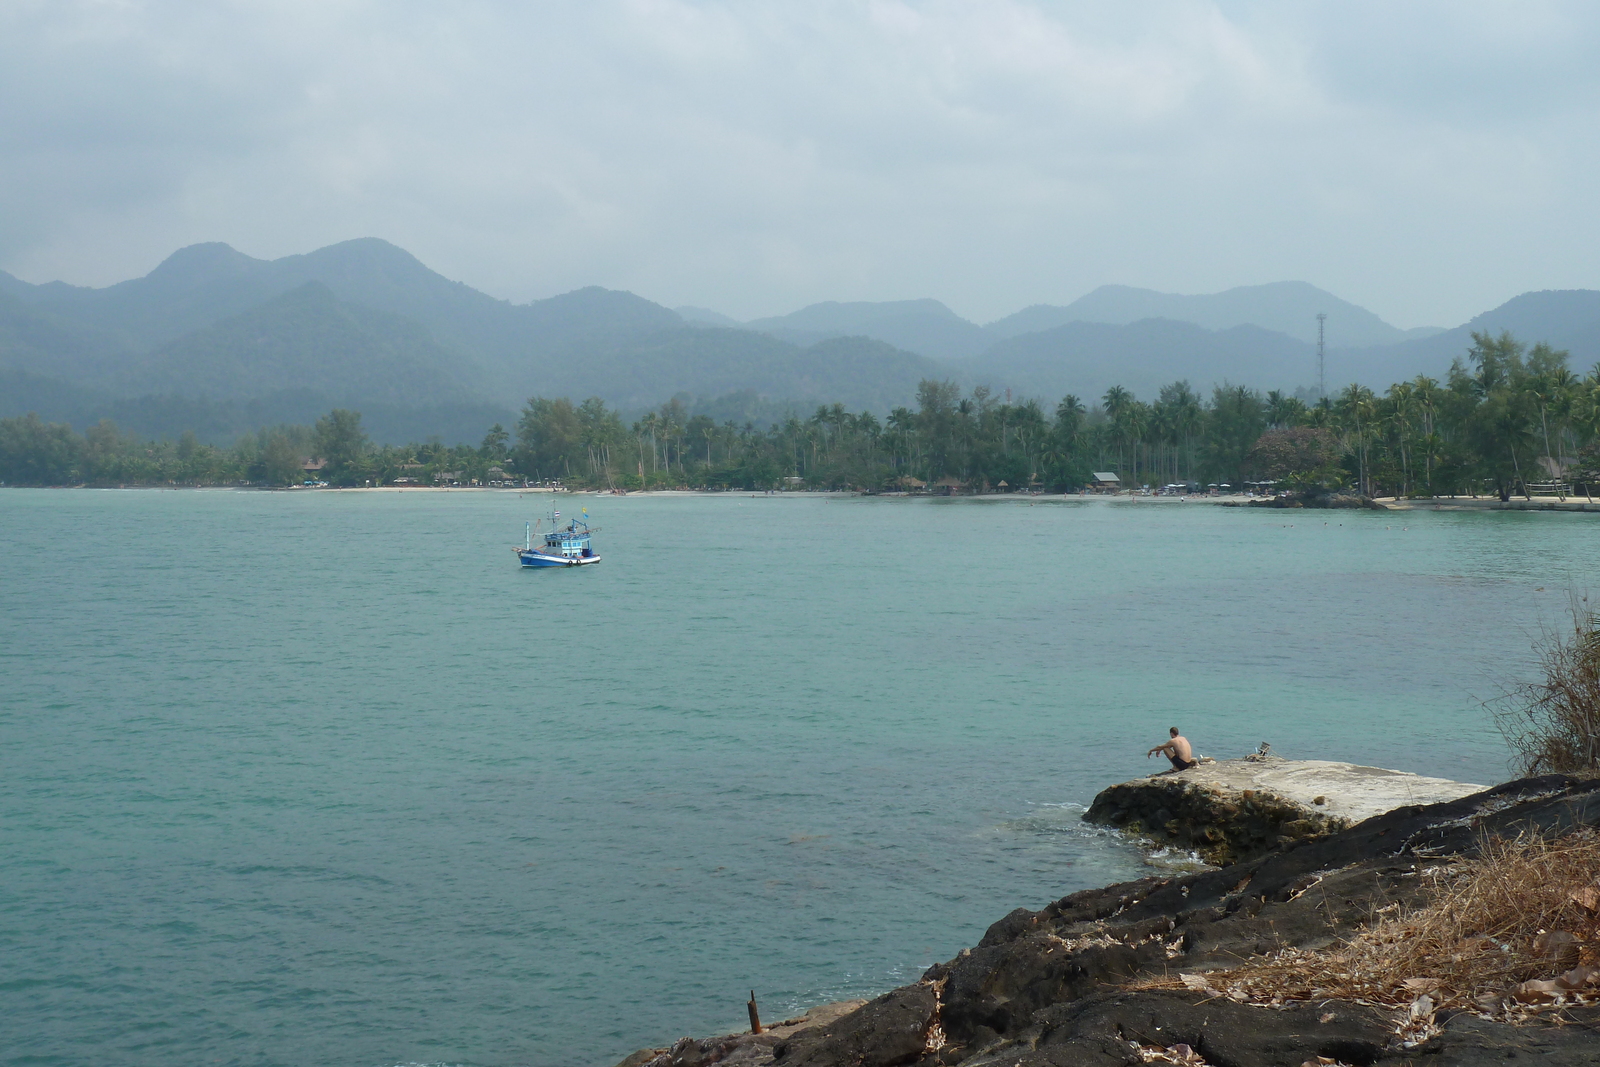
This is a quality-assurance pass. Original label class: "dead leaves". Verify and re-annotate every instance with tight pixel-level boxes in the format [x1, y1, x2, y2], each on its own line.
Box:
[1508, 965, 1599, 1002]
[1532, 929, 1580, 968]
[1135, 833, 1600, 1039]
[1395, 993, 1441, 1047]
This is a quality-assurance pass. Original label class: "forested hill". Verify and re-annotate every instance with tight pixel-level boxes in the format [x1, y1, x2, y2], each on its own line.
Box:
[7, 237, 1600, 448]
[121, 283, 488, 406]
[958, 319, 1313, 404]
[0, 239, 943, 440]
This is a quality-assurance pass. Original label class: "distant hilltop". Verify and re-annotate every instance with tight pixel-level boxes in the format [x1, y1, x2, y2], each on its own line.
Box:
[5, 236, 1600, 443]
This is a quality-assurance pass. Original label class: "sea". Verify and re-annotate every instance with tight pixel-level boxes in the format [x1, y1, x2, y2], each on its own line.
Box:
[3, 489, 1593, 1067]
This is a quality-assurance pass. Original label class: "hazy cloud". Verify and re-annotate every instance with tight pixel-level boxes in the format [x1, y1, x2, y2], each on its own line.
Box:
[3, 1, 1599, 326]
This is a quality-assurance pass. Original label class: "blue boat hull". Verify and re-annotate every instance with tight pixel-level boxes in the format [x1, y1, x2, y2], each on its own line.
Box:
[517, 550, 601, 568]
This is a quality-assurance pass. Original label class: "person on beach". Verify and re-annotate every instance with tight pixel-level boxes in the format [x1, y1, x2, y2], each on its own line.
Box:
[1147, 727, 1196, 771]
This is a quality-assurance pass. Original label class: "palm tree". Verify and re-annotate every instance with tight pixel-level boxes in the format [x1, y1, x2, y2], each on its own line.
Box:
[1102, 386, 1134, 479]
[1124, 400, 1152, 486]
[1384, 380, 1417, 496]
[1525, 354, 1575, 480]
[1158, 382, 1202, 483]
[639, 412, 660, 478]
[1336, 384, 1378, 496]
[886, 407, 915, 473]
[1266, 390, 1306, 430]
[1412, 375, 1441, 495]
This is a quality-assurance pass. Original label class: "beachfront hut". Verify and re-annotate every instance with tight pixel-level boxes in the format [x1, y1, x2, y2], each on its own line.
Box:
[1090, 472, 1120, 492]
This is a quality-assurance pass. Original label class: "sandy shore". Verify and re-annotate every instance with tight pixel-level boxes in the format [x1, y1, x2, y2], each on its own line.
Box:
[1379, 494, 1600, 512]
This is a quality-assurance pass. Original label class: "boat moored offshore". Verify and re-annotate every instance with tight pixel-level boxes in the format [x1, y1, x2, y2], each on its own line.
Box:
[515, 508, 601, 567]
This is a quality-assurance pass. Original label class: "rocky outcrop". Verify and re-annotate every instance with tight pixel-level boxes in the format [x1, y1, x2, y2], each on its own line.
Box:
[617, 1001, 869, 1067]
[773, 985, 940, 1067]
[623, 775, 1600, 1067]
[1243, 490, 1389, 509]
[1083, 758, 1485, 865]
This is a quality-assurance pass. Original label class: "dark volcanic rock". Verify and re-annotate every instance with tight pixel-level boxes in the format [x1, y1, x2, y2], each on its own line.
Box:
[672, 775, 1600, 1067]
[1083, 772, 1347, 865]
[1244, 490, 1388, 509]
[773, 984, 938, 1067]
[1018, 992, 1394, 1067]
[1371, 1006, 1600, 1066]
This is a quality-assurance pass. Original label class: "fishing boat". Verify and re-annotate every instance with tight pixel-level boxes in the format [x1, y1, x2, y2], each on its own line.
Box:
[514, 507, 601, 567]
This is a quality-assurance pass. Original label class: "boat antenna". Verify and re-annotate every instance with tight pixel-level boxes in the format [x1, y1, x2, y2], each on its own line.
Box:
[525, 521, 531, 551]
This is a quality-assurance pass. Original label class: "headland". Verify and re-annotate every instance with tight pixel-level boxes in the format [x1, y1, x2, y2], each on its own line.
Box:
[616, 768, 1600, 1067]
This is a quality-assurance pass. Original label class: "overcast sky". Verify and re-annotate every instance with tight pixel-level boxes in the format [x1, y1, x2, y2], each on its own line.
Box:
[3, 1, 1598, 327]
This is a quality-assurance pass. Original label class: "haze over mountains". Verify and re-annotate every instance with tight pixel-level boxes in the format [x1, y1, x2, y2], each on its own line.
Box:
[5, 237, 1600, 444]
[985, 282, 1447, 346]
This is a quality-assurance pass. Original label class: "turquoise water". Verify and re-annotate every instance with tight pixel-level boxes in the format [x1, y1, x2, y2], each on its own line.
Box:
[2, 490, 1592, 1067]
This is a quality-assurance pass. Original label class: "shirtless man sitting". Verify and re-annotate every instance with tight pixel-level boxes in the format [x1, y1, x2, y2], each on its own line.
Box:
[1147, 727, 1196, 772]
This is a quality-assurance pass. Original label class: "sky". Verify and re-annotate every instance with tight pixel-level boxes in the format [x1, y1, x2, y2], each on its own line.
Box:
[3, 1, 1599, 328]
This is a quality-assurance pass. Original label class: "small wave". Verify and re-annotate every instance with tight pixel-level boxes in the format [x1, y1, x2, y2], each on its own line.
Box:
[1143, 846, 1215, 873]
[990, 802, 1115, 839]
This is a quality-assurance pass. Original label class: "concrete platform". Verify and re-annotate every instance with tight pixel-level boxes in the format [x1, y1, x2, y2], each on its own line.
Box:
[1083, 757, 1487, 865]
[1167, 758, 1485, 824]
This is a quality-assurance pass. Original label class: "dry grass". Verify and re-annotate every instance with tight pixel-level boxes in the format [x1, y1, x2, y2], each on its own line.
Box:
[1494, 597, 1600, 777]
[1142, 832, 1600, 1018]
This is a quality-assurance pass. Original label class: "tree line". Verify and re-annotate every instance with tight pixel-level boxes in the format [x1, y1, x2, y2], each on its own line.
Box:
[5, 331, 1600, 498]
[0, 408, 513, 488]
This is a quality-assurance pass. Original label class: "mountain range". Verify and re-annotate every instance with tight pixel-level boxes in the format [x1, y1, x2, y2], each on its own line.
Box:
[5, 237, 1600, 444]
[983, 282, 1446, 346]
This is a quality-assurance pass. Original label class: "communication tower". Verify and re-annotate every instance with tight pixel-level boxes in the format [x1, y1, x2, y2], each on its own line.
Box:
[1316, 313, 1327, 400]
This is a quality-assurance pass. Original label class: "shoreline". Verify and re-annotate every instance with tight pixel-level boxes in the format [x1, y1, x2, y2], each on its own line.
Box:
[0, 484, 1276, 504]
[1379, 494, 1600, 511]
[10, 482, 1600, 513]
